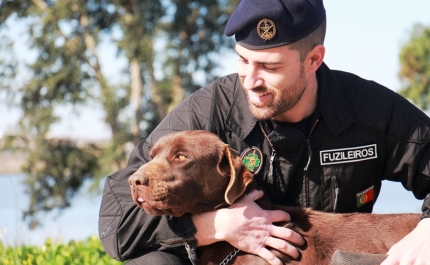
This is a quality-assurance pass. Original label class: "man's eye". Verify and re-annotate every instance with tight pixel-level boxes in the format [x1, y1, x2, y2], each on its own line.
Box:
[264, 65, 278, 71]
[238, 57, 248, 64]
[177, 154, 186, 160]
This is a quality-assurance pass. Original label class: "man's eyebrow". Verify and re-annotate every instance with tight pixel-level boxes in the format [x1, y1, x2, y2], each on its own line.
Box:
[235, 49, 282, 65]
[235, 49, 246, 60]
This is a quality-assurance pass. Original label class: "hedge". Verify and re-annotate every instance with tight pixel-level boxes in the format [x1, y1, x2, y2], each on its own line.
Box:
[0, 236, 123, 265]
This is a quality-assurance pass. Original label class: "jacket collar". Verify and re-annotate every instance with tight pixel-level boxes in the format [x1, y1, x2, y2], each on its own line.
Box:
[315, 62, 353, 136]
[226, 62, 353, 140]
[225, 76, 258, 140]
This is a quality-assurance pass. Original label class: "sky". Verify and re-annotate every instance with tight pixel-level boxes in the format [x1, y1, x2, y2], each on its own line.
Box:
[2, 0, 430, 140]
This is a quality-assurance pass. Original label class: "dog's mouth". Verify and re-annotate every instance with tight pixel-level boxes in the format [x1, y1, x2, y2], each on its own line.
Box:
[129, 176, 186, 216]
[132, 191, 184, 216]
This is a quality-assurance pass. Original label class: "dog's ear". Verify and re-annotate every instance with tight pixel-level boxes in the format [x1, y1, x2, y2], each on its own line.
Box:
[223, 145, 254, 205]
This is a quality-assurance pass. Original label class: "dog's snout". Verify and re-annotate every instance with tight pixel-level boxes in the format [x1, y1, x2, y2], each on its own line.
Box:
[129, 173, 149, 186]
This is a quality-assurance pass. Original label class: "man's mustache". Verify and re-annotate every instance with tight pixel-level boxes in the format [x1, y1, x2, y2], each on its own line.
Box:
[244, 85, 268, 93]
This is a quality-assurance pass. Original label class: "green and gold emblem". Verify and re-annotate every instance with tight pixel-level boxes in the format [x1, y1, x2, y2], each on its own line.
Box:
[240, 147, 263, 175]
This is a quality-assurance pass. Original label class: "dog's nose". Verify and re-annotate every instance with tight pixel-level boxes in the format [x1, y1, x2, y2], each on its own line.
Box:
[129, 172, 149, 186]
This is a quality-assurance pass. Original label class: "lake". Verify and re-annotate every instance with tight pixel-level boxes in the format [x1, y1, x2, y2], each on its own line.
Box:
[0, 173, 423, 247]
[0, 173, 102, 246]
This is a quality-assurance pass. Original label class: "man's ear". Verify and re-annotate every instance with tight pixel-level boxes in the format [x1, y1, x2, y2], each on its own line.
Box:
[223, 146, 254, 205]
[306, 44, 325, 73]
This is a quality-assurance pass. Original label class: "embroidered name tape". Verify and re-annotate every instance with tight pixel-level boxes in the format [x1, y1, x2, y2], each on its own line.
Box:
[320, 144, 377, 165]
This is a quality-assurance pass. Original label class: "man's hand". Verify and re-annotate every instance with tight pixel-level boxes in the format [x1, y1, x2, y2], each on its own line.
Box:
[381, 217, 430, 265]
[191, 189, 305, 265]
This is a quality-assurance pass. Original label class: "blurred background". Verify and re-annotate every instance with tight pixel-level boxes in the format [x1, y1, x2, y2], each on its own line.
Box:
[1, 0, 430, 252]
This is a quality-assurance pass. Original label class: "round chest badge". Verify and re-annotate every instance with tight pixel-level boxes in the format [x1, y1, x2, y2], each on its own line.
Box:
[257, 18, 276, 41]
[240, 147, 263, 175]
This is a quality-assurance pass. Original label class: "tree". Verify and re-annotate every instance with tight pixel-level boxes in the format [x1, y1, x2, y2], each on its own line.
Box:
[0, 0, 238, 228]
[398, 24, 430, 110]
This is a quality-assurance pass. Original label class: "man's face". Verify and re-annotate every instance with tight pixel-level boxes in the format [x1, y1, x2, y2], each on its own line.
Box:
[236, 44, 308, 121]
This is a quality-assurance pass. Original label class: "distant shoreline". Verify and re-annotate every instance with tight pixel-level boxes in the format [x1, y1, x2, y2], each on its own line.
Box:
[0, 137, 108, 174]
[0, 151, 26, 174]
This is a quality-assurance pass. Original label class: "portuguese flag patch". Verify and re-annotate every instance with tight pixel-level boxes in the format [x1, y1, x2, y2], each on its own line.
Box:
[356, 186, 374, 208]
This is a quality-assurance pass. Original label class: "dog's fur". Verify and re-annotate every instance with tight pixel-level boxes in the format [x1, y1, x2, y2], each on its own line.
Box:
[129, 130, 420, 265]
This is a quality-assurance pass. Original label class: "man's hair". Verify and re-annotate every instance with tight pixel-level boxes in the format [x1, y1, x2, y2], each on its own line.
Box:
[288, 17, 327, 61]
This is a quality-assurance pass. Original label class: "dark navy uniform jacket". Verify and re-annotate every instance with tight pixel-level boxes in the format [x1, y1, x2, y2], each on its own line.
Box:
[99, 63, 430, 261]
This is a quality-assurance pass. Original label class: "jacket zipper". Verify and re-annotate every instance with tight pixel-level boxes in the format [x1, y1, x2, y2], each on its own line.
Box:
[331, 176, 339, 213]
[303, 119, 319, 207]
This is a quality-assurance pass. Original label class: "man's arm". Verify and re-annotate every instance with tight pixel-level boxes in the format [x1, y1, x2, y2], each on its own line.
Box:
[382, 124, 430, 264]
[98, 164, 197, 261]
[98, 75, 239, 260]
[381, 217, 430, 265]
[382, 151, 430, 265]
[362, 87, 430, 264]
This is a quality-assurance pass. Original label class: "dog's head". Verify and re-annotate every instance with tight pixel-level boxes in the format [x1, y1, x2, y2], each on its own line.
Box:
[128, 130, 254, 217]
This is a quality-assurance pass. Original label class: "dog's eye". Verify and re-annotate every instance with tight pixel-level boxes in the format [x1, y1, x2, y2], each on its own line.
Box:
[177, 154, 186, 160]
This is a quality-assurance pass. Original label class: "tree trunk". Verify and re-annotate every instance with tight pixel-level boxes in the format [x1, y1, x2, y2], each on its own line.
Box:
[130, 58, 142, 143]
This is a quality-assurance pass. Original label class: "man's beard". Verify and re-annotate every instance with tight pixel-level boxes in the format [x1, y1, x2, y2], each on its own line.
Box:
[243, 67, 307, 120]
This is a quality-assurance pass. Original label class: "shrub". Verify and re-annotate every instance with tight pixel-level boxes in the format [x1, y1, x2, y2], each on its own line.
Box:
[0, 236, 123, 265]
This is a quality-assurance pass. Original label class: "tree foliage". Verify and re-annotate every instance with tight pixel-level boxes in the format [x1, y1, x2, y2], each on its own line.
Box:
[22, 139, 100, 229]
[398, 24, 430, 110]
[0, 0, 239, 227]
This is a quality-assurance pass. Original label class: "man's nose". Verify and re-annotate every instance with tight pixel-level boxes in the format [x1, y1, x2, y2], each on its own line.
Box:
[240, 65, 264, 90]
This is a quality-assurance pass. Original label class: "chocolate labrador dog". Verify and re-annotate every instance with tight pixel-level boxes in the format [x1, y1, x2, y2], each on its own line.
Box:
[129, 130, 420, 265]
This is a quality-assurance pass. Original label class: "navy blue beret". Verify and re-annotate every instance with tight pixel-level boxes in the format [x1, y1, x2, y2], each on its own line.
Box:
[225, 0, 326, 50]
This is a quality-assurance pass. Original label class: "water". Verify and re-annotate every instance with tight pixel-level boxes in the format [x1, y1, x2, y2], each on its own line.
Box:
[0, 174, 423, 247]
[0, 173, 102, 246]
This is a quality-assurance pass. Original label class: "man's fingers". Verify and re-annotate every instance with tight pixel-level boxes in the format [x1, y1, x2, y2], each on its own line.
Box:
[265, 236, 301, 259]
[266, 210, 305, 246]
[271, 225, 305, 246]
[245, 189, 264, 201]
[267, 209, 291, 223]
[255, 247, 283, 265]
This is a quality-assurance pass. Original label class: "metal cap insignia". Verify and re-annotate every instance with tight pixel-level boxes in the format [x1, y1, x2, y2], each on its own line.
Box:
[257, 18, 276, 41]
[240, 147, 263, 175]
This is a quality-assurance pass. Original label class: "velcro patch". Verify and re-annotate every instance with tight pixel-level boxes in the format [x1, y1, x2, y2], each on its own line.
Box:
[320, 144, 377, 165]
[240, 147, 263, 175]
[356, 186, 374, 208]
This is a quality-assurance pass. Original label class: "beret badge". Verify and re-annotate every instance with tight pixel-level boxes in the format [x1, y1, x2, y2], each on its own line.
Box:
[257, 18, 276, 41]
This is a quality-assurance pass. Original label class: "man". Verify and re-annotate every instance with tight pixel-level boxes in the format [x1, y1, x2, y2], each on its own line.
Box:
[99, 0, 430, 264]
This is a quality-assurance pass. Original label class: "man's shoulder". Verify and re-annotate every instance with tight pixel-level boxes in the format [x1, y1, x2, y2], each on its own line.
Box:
[327, 67, 430, 140]
[330, 68, 389, 92]
[325, 67, 403, 106]
[195, 73, 240, 96]
[187, 73, 243, 108]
